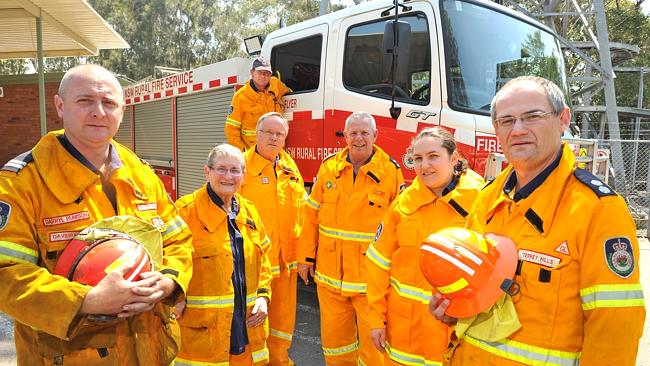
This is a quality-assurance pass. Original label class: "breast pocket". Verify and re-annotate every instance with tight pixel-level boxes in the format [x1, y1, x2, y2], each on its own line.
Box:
[391, 221, 421, 286]
[36, 224, 86, 273]
[514, 248, 573, 343]
[188, 245, 228, 296]
[318, 190, 339, 224]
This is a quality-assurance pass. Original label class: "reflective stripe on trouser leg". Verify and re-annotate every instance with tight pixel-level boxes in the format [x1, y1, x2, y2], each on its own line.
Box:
[317, 285, 360, 366]
[351, 294, 385, 366]
[229, 345, 254, 366]
[268, 271, 298, 365]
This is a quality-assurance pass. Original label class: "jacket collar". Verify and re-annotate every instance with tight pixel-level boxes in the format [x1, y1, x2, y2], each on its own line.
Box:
[334, 145, 386, 178]
[33, 130, 150, 205]
[195, 183, 230, 232]
[484, 143, 574, 236]
[398, 172, 480, 216]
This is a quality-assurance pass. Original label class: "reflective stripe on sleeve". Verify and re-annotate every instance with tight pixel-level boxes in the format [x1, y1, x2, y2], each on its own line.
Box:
[0, 241, 38, 264]
[389, 276, 432, 304]
[385, 342, 443, 366]
[318, 224, 375, 242]
[161, 215, 189, 241]
[186, 292, 257, 309]
[174, 357, 229, 366]
[322, 341, 358, 356]
[314, 270, 367, 293]
[305, 196, 321, 210]
[463, 335, 580, 366]
[580, 283, 645, 310]
[366, 243, 391, 270]
[242, 129, 256, 136]
[270, 327, 293, 341]
[252, 347, 269, 364]
[259, 236, 271, 251]
[225, 118, 242, 128]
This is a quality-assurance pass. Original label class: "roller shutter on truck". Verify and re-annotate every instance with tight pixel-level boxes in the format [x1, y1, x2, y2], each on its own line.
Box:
[133, 99, 173, 166]
[176, 87, 234, 196]
[114, 105, 132, 149]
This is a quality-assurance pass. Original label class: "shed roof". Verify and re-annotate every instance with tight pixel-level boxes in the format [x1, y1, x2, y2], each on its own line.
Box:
[0, 0, 129, 59]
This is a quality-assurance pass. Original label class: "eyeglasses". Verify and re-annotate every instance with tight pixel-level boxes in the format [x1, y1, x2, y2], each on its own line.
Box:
[209, 166, 243, 176]
[260, 130, 287, 139]
[493, 111, 555, 129]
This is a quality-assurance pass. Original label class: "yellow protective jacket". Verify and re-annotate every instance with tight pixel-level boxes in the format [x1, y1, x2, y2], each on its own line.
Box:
[298, 145, 405, 296]
[0, 130, 193, 366]
[366, 171, 484, 366]
[225, 77, 291, 150]
[240, 147, 306, 277]
[175, 187, 273, 365]
[456, 143, 645, 366]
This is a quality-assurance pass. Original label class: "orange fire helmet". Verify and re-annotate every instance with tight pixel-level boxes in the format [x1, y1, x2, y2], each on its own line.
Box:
[419, 227, 518, 318]
[54, 231, 153, 286]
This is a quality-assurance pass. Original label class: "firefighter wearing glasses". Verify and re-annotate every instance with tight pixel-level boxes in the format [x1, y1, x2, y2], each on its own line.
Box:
[430, 76, 646, 365]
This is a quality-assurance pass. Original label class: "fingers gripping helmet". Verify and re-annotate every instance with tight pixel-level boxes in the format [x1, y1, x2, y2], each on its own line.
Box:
[419, 227, 518, 318]
[54, 231, 153, 286]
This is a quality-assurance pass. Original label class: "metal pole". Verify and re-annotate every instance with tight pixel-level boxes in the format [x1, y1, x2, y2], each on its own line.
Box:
[319, 0, 329, 15]
[646, 153, 650, 238]
[36, 16, 47, 136]
[594, 0, 627, 189]
[631, 71, 644, 190]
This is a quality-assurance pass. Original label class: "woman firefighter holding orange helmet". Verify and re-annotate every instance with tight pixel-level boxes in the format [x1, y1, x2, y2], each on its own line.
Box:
[365, 127, 485, 365]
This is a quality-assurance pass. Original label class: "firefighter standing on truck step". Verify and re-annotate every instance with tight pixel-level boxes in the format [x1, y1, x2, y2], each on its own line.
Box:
[225, 56, 292, 151]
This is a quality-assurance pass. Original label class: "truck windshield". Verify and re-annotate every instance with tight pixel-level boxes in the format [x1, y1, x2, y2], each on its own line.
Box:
[441, 0, 566, 114]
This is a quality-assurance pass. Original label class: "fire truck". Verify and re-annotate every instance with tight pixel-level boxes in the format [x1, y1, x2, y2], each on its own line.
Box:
[119, 0, 569, 200]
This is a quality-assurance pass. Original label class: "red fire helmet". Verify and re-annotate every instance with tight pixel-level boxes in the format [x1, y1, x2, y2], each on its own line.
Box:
[54, 233, 153, 286]
[419, 227, 518, 318]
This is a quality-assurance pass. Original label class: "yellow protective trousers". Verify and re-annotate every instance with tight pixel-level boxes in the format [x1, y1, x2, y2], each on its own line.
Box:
[268, 271, 298, 366]
[317, 286, 384, 366]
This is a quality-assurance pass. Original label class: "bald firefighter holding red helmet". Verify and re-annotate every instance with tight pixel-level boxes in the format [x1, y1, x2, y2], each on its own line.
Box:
[430, 76, 646, 365]
[0, 64, 193, 365]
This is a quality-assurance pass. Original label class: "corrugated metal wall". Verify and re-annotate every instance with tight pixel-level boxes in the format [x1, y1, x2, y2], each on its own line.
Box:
[114, 105, 132, 149]
[176, 88, 233, 196]
[133, 99, 173, 165]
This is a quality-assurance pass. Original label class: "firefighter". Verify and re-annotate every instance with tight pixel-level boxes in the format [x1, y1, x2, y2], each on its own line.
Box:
[430, 76, 646, 365]
[366, 127, 485, 365]
[225, 56, 292, 151]
[298, 111, 405, 366]
[239, 112, 307, 366]
[174, 143, 273, 366]
[0, 64, 193, 365]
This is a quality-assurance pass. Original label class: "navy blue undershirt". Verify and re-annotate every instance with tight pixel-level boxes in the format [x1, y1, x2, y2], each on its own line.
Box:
[503, 148, 563, 202]
[206, 184, 248, 355]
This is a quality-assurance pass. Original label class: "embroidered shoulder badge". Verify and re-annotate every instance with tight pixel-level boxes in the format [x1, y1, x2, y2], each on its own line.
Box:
[374, 222, 383, 243]
[0, 201, 11, 231]
[604, 237, 635, 278]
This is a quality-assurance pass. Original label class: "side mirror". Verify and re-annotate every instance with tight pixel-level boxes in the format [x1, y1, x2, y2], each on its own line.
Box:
[382, 20, 411, 86]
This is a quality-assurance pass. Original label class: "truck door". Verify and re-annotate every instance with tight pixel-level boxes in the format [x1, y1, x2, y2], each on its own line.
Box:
[265, 24, 328, 182]
[331, 2, 442, 181]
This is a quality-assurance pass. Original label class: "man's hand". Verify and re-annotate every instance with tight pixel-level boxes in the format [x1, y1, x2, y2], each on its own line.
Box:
[80, 263, 151, 316]
[298, 263, 314, 285]
[173, 300, 186, 320]
[370, 328, 387, 352]
[247, 297, 269, 328]
[117, 271, 177, 318]
[428, 293, 457, 326]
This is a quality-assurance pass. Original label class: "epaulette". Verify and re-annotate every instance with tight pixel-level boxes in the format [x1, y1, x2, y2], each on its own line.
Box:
[1, 150, 33, 173]
[573, 168, 616, 198]
[322, 152, 337, 163]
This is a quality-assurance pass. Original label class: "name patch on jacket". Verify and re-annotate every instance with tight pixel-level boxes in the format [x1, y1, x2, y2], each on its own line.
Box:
[49, 231, 79, 242]
[43, 211, 90, 226]
[518, 249, 561, 268]
[605, 237, 635, 278]
[0, 201, 11, 231]
[137, 202, 158, 211]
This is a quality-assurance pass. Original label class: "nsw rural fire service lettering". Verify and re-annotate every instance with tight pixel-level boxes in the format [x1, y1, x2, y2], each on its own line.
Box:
[286, 147, 341, 160]
[125, 71, 194, 98]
